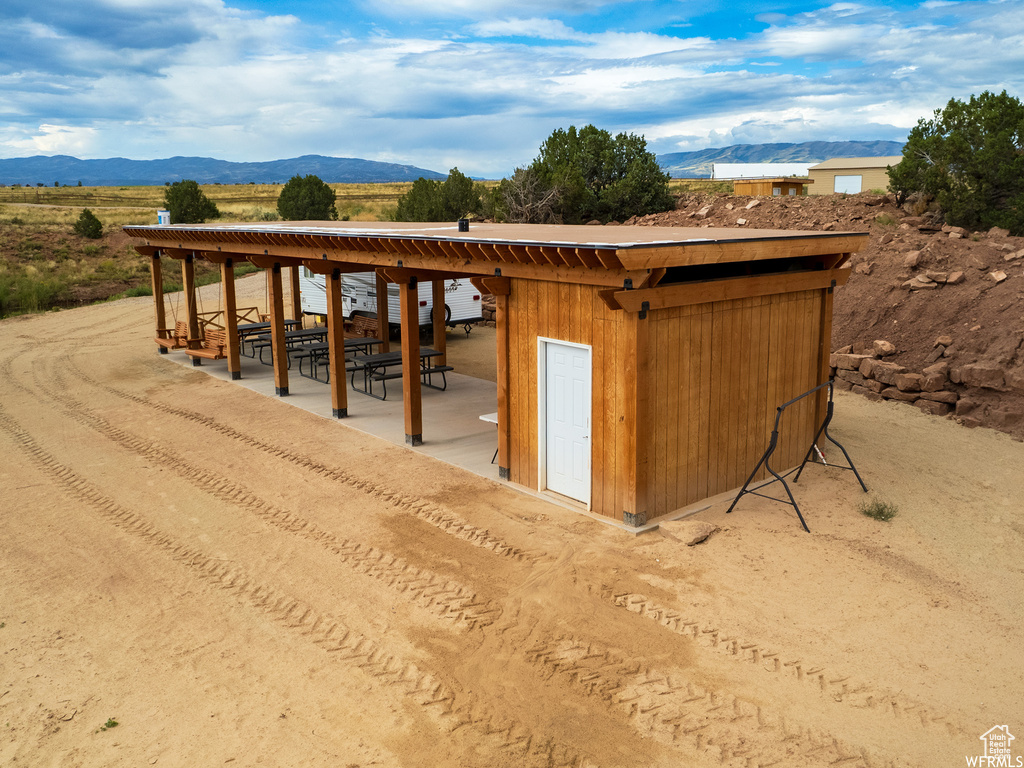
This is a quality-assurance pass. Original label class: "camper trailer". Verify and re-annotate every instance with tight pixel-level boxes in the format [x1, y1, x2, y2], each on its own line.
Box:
[299, 269, 484, 333]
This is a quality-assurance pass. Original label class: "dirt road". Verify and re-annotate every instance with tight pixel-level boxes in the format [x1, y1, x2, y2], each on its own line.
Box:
[1, 280, 1022, 767]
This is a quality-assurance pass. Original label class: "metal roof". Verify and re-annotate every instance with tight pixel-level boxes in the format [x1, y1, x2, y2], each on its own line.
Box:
[124, 221, 868, 280]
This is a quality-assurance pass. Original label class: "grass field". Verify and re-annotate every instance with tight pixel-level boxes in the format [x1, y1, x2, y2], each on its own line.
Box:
[0, 182, 416, 227]
[0, 178, 728, 317]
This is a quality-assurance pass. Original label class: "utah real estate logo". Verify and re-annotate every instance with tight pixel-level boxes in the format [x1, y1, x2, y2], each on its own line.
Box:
[967, 726, 1022, 767]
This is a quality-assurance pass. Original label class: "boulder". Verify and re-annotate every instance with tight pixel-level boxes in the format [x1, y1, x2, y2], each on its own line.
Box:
[834, 353, 873, 370]
[873, 339, 897, 357]
[868, 360, 908, 385]
[894, 372, 923, 392]
[923, 361, 950, 377]
[955, 398, 984, 417]
[903, 250, 922, 267]
[916, 400, 953, 416]
[854, 262, 873, 276]
[934, 335, 953, 347]
[850, 385, 883, 401]
[880, 387, 920, 402]
[1006, 368, 1024, 393]
[988, 226, 1011, 238]
[989, 270, 1008, 283]
[946, 271, 965, 285]
[960, 364, 1005, 390]
[921, 373, 947, 392]
[836, 369, 867, 385]
[917, 390, 958, 404]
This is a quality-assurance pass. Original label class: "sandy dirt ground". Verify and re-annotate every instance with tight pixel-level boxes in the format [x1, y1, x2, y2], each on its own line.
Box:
[1, 274, 1022, 768]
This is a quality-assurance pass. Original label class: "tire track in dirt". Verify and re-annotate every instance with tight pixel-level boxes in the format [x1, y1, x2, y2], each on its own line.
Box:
[63, 351, 541, 564]
[14, 358, 503, 633]
[524, 635, 910, 768]
[0, 404, 599, 768]
[602, 588, 971, 739]
[53, 349, 972, 747]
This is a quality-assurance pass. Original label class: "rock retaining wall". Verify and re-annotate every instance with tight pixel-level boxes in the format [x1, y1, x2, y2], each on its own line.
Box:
[831, 338, 1024, 438]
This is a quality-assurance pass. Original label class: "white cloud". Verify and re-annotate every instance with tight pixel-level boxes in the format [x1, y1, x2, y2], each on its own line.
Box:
[1, 0, 1023, 178]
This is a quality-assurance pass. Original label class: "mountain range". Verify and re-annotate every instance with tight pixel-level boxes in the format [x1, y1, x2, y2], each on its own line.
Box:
[657, 140, 905, 178]
[0, 154, 446, 187]
[0, 141, 905, 186]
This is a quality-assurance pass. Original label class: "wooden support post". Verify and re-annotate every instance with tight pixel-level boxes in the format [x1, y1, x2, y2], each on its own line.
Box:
[400, 277, 422, 445]
[222, 258, 242, 380]
[289, 265, 302, 324]
[816, 283, 836, 427]
[494, 289, 511, 479]
[326, 268, 348, 418]
[472, 275, 512, 479]
[622, 310, 649, 526]
[375, 272, 390, 353]
[182, 253, 202, 365]
[431, 279, 446, 366]
[269, 264, 289, 396]
[150, 252, 167, 354]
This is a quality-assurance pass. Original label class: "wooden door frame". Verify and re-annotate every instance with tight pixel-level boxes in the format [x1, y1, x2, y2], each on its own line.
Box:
[537, 336, 593, 509]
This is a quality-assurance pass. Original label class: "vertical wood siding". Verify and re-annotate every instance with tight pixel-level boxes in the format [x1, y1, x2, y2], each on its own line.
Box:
[645, 289, 824, 514]
[507, 278, 829, 521]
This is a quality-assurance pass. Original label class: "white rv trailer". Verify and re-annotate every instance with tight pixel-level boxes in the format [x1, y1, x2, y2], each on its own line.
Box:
[299, 268, 484, 333]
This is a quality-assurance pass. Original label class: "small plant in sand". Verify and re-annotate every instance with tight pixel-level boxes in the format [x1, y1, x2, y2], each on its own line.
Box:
[859, 498, 898, 522]
[97, 718, 119, 732]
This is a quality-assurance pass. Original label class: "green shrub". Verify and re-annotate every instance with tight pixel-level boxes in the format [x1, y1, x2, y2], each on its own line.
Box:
[73, 208, 104, 238]
[277, 175, 337, 220]
[858, 498, 898, 522]
[164, 180, 219, 223]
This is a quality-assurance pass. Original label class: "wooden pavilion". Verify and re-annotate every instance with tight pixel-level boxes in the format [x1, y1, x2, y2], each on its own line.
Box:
[126, 221, 867, 527]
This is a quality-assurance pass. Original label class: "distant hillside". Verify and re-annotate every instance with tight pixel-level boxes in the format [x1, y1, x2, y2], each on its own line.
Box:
[658, 140, 905, 178]
[0, 154, 446, 187]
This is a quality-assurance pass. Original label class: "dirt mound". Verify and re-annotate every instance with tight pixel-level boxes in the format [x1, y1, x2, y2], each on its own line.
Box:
[625, 192, 1024, 440]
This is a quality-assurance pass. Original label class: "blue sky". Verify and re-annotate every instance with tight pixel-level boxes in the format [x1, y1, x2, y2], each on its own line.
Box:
[1, 0, 1022, 178]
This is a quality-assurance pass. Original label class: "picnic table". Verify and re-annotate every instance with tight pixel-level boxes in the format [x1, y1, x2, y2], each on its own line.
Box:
[237, 319, 301, 357]
[290, 337, 383, 383]
[349, 347, 454, 400]
[250, 327, 329, 365]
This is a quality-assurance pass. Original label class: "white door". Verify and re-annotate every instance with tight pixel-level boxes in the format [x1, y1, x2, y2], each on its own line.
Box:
[544, 341, 591, 503]
[834, 174, 863, 194]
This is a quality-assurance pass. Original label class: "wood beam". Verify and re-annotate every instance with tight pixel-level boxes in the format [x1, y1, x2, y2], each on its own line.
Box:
[615, 235, 868, 271]
[181, 254, 201, 360]
[375, 272, 391, 353]
[289, 265, 302, 323]
[132, 234, 646, 287]
[247, 253, 307, 270]
[378, 266, 478, 284]
[612, 268, 851, 313]
[399, 278, 423, 445]
[222, 259, 242, 380]
[268, 265, 289, 396]
[432, 279, 446, 366]
[326, 268, 348, 418]
[469, 276, 510, 296]
[622, 311, 649, 526]
[150, 253, 167, 353]
[302, 260, 378, 276]
[494, 289, 511, 478]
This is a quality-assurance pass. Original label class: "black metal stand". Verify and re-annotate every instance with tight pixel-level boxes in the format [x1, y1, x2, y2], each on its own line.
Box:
[726, 380, 867, 532]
